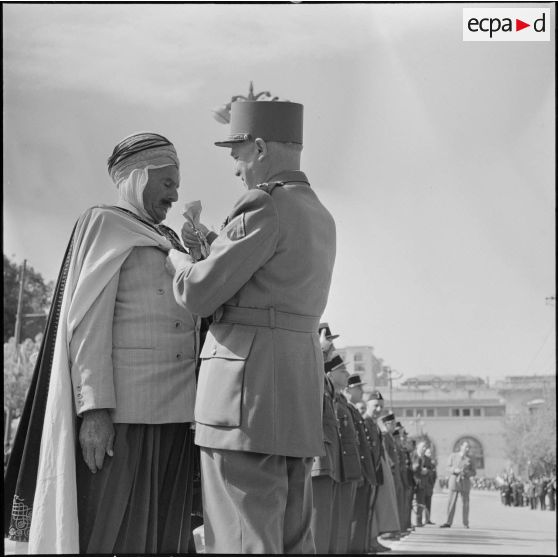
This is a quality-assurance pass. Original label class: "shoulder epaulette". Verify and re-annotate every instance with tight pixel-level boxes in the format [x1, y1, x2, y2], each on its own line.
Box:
[257, 181, 284, 195]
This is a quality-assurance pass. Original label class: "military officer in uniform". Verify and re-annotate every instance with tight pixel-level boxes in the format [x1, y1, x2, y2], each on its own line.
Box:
[381, 413, 403, 540]
[343, 374, 376, 554]
[395, 424, 414, 533]
[167, 99, 337, 554]
[392, 426, 409, 533]
[423, 446, 437, 524]
[326, 355, 362, 554]
[364, 392, 389, 554]
[310, 324, 342, 554]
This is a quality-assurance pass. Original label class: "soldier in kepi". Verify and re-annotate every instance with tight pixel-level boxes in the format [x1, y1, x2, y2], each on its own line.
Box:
[166, 97, 337, 553]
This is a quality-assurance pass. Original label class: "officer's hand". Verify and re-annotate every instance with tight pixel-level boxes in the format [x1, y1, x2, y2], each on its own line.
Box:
[165, 249, 193, 276]
[181, 221, 210, 250]
[319, 328, 333, 353]
[79, 409, 114, 474]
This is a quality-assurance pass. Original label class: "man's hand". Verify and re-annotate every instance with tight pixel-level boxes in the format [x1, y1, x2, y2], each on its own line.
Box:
[165, 248, 194, 276]
[79, 409, 115, 474]
[181, 221, 210, 251]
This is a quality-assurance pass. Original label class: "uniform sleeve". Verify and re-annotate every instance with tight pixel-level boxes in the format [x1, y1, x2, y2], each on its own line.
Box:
[69, 272, 119, 415]
[172, 189, 279, 317]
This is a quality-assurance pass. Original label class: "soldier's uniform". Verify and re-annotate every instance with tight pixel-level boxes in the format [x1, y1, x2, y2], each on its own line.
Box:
[348, 400, 376, 553]
[394, 429, 411, 531]
[364, 412, 384, 549]
[347, 374, 376, 554]
[171, 100, 337, 554]
[329, 391, 361, 554]
[310, 373, 342, 554]
[382, 415, 403, 537]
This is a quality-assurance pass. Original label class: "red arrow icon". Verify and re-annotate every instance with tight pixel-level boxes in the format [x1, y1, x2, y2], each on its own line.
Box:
[516, 19, 530, 31]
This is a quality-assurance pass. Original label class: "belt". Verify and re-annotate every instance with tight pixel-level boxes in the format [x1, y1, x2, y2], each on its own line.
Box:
[213, 305, 320, 333]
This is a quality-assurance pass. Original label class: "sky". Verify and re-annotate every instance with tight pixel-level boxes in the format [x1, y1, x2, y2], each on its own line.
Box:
[3, 2, 555, 383]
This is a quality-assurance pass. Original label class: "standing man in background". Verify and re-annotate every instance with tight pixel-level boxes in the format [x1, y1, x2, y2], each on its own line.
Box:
[167, 98, 337, 554]
[440, 441, 476, 529]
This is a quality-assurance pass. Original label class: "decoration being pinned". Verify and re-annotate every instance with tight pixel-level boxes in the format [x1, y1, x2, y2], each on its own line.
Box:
[182, 201, 210, 261]
[212, 81, 283, 124]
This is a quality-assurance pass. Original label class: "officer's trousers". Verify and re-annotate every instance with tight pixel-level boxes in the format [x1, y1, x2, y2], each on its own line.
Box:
[349, 482, 371, 553]
[395, 478, 407, 531]
[445, 489, 470, 527]
[200, 448, 315, 554]
[310, 475, 336, 554]
[329, 480, 357, 554]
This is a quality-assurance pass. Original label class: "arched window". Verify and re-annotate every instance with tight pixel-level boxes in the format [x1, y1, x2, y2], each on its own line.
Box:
[453, 436, 484, 470]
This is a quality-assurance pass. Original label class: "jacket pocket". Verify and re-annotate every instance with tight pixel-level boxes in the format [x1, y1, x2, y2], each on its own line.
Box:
[195, 327, 256, 427]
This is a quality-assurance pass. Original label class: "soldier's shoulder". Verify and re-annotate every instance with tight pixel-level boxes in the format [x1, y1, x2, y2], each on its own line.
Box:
[256, 181, 284, 195]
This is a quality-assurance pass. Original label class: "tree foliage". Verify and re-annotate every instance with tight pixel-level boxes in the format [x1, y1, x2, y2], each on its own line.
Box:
[3, 254, 53, 342]
[504, 390, 556, 477]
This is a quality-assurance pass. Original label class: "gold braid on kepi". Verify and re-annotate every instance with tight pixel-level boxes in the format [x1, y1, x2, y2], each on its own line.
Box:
[107, 132, 179, 184]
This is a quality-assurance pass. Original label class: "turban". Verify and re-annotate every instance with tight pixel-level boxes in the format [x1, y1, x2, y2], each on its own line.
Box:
[107, 132, 179, 184]
[107, 132, 179, 223]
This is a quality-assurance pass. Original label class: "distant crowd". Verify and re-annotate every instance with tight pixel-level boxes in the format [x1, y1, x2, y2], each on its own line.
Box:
[499, 474, 556, 511]
[438, 475, 499, 491]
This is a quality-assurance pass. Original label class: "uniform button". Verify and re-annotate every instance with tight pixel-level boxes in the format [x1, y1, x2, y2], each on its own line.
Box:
[175, 321, 182, 328]
[77, 394, 83, 399]
[176, 353, 183, 359]
[212, 347, 217, 356]
[157, 288, 165, 295]
[343, 451, 347, 455]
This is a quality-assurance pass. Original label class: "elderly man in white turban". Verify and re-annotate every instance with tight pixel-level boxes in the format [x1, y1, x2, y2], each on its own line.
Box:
[4, 132, 198, 555]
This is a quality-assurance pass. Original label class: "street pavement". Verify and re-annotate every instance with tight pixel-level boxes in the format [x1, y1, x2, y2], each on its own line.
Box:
[379, 489, 557, 556]
[4, 489, 556, 555]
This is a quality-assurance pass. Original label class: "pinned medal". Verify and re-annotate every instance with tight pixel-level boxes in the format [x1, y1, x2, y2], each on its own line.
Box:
[182, 201, 211, 261]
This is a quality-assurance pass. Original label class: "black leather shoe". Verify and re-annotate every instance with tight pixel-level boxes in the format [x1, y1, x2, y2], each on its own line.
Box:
[426, 521, 435, 525]
[463, 525, 469, 529]
[440, 523, 451, 528]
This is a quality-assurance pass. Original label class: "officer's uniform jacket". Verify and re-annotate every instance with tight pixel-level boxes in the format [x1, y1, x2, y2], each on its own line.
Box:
[364, 416, 384, 485]
[173, 170, 337, 457]
[383, 431, 399, 472]
[347, 401, 376, 486]
[70, 244, 198, 423]
[446, 451, 476, 492]
[333, 394, 362, 482]
[312, 375, 342, 482]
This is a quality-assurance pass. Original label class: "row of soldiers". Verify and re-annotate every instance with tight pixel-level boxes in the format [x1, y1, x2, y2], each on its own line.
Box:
[312, 323, 437, 554]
